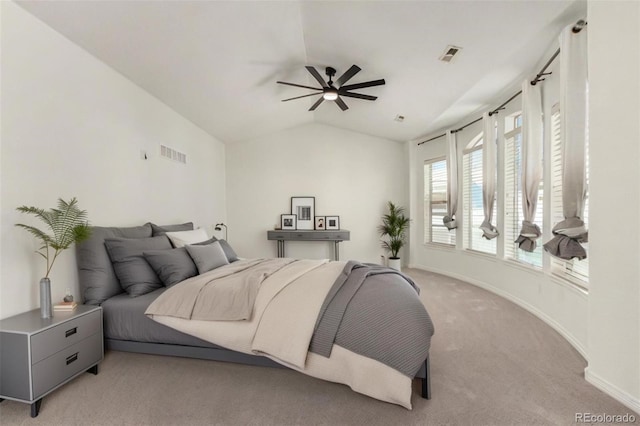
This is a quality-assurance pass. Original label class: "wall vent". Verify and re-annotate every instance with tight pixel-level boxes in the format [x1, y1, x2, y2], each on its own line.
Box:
[439, 45, 462, 63]
[160, 145, 187, 164]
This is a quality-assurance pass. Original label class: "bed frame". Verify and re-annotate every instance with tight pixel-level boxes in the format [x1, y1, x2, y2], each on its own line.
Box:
[78, 222, 432, 402]
[106, 338, 431, 399]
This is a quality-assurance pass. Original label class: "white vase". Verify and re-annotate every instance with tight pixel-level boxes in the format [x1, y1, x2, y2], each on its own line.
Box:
[40, 277, 52, 319]
[388, 258, 401, 271]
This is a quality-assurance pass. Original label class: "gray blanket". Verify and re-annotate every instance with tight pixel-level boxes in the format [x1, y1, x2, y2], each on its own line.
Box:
[309, 261, 434, 377]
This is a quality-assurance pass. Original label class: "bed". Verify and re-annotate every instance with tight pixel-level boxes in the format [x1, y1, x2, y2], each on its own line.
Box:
[76, 222, 434, 409]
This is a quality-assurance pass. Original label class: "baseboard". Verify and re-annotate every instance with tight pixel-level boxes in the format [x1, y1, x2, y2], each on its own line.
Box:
[585, 367, 640, 415]
[408, 263, 588, 360]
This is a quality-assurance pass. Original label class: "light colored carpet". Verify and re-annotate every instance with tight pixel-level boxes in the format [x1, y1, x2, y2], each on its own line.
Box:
[0, 268, 636, 426]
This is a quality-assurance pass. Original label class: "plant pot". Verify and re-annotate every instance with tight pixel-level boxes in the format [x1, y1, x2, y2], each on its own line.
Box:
[388, 257, 401, 272]
[40, 277, 52, 319]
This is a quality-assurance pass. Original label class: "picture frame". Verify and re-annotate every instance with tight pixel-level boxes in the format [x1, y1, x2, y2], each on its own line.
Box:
[325, 216, 340, 230]
[291, 196, 315, 230]
[315, 216, 326, 230]
[281, 214, 297, 230]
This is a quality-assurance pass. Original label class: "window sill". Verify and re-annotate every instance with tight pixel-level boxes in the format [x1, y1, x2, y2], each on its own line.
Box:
[422, 242, 455, 252]
[549, 273, 589, 296]
[462, 248, 498, 261]
[502, 258, 543, 276]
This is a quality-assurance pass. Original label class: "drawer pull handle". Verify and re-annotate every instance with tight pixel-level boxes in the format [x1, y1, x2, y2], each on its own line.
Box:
[66, 352, 78, 365]
[65, 327, 77, 338]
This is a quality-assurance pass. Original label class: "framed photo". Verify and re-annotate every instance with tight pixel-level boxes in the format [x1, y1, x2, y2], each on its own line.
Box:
[281, 214, 297, 230]
[315, 216, 326, 230]
[326, 216, 340, 230]
[291, 196, 315, 230]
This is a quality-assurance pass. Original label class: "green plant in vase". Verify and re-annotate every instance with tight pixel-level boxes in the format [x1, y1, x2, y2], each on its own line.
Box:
[15, 197, 91, 317]
[378, 201, 410, 271]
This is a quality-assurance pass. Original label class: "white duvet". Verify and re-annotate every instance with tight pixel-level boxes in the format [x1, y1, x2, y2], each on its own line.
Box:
[146, 259, 415, 409]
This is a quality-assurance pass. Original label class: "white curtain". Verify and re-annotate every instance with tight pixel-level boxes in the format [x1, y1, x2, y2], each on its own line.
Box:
[515, 80, 543, 252]
[443, 130, 458, 230]
[544, 23, 589, 260]
[480, 112, 498, 239]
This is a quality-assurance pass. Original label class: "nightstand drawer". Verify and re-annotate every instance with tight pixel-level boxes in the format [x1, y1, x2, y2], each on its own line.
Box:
[31, 310, 101, 364]
[31, 332, 102, 398]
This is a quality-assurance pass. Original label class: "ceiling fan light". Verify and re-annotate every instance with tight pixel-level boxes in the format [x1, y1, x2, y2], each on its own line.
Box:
[323, 89, 338, 101]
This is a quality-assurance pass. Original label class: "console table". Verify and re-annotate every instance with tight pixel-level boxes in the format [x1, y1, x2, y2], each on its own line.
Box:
[267, 229, 350, 261]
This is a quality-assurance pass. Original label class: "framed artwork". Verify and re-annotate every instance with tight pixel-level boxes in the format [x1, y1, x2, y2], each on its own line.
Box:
[281, 214, 297, 230]
[326, 216, 340, 230]
[315, 216, 326, 230]
[291, 196, 315, 230]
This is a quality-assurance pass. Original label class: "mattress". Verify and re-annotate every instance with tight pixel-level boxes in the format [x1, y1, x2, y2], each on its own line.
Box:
[101, 288, 221, 349]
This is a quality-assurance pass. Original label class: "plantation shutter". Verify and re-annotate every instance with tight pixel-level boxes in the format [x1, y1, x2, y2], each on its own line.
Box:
[444, 131, 458, 230]
[503, 130, 521, 260]
[428, 159, 453, 245]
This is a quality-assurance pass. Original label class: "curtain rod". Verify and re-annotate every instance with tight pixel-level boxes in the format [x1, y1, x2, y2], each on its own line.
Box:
[417, 19, 587, 146]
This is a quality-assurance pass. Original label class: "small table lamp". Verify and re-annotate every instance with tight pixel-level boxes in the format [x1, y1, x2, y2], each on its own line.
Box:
[215, 223, 227, 241]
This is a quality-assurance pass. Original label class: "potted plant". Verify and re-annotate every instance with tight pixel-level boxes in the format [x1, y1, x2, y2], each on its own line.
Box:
[378, 201, 410, 271]
[16, 197, 91, 318]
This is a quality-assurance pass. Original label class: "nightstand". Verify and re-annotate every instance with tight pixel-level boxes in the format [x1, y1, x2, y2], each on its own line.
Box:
[0, 305, 103, 417]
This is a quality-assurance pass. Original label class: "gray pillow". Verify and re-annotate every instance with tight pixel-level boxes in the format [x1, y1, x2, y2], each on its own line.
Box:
[185, 241, 229, 274]
[218, 239, 239, 263]
[105, 236, 172, 297]
[143, 247, 198, 287]
[149, 222, 194, 237]
[76, 223, 152, 305]
[193, 236, 218, 246]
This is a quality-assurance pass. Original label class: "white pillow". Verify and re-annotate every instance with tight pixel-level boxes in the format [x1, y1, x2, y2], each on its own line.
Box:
[165, 228, 209, 248]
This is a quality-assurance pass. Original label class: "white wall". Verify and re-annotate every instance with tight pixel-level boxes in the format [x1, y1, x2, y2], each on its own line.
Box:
[585, 0, 640, 411]
[0, 2, 226, 319]
[226, 123, 407, 263]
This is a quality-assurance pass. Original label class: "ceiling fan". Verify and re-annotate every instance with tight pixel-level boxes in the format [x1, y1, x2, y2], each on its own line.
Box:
[277, 65, 385, 111]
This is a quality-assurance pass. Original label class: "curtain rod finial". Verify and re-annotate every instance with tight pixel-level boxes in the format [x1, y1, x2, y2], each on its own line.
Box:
[573, 19, 587, 33]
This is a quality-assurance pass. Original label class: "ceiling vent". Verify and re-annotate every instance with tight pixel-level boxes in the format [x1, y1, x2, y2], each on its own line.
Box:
[439, 45, 462, 63]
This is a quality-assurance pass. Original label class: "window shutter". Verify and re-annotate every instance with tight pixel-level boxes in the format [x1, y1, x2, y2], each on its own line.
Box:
[424, 159, 454, 245]
[503, 114, 543, 267]
[504, 129, 520, 260]
[463, 143, 496, 254]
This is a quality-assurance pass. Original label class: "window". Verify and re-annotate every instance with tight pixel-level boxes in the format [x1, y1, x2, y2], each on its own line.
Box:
[424, 158, 455, 245]
[549, 104, 589, 286]
[503, 112, 544, 267]
[462, 134, 497, 254]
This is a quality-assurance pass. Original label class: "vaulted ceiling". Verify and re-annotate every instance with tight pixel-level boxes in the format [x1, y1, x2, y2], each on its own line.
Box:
[17, 0, 585, 144]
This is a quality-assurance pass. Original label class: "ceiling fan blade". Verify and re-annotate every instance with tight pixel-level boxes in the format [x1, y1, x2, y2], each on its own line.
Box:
[277, 81, 323, 91]
[335, 65, 361, 87]
[339, 79, 386, 91]
[309, 97, 325, 111]
[338, 91, 378, 101]
[334, 97, 349, 111]
[282, 93, 322, 102]
[305, 66, 329, 88]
